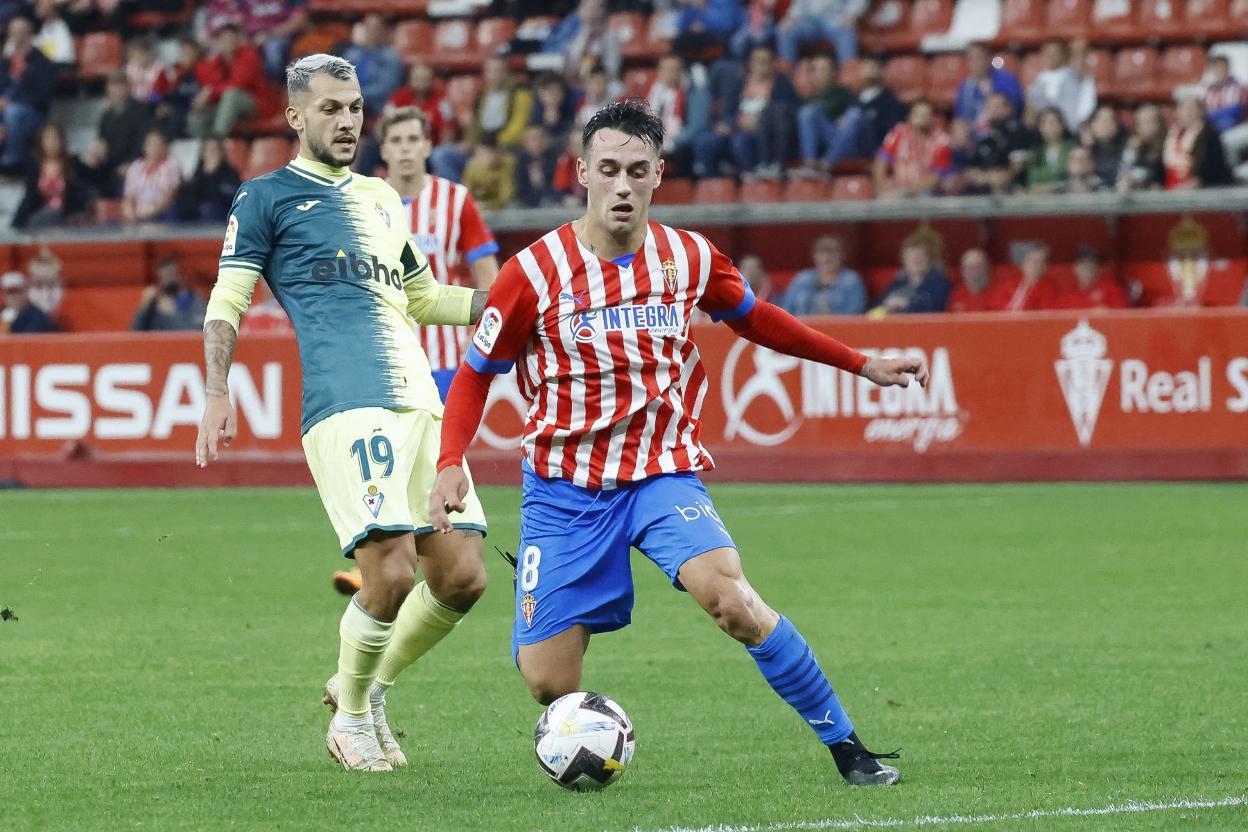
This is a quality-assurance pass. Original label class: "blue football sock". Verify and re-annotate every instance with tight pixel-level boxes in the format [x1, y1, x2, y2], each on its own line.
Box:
[747, 615, 853, 745]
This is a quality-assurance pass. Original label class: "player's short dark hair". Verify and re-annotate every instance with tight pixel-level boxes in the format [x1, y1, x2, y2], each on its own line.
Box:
[581, 99, 664, 155]
[379, 107, 428, 142]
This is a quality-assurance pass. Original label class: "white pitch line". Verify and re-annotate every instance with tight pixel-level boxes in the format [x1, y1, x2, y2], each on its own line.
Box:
[649, 795, 1248, 832]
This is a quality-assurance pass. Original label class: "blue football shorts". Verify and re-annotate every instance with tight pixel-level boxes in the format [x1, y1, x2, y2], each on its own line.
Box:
[511, 463, 737, 663]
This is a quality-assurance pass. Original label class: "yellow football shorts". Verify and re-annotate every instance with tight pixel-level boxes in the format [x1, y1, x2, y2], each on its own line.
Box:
[302, 406, 487, 556]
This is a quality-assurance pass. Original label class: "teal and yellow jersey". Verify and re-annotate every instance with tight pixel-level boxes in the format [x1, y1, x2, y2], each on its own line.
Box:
[206, 155, 475, 434]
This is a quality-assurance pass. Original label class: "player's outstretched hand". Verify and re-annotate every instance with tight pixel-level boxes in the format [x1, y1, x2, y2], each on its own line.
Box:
[429, 466, 469, 534]
[196, 393, 237, 467]
[862, 355, 929, 389]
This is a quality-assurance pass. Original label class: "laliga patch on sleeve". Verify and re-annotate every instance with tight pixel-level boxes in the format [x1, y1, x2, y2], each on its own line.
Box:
[473, 306, 504, 354]
[222, 215, 239, 257]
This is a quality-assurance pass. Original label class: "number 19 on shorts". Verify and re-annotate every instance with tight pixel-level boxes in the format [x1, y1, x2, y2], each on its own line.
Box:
[350, 434, 394, 481]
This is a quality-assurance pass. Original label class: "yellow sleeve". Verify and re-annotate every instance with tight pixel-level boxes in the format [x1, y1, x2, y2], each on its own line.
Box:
[205, 266, 260, 332]
[401, 240, 476, 325]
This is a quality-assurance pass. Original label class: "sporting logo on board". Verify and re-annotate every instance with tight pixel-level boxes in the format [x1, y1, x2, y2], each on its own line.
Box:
[1054, 320, 1113, 447]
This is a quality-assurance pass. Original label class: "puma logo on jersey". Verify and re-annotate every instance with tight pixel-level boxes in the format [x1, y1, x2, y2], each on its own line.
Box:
[295, 200, 321, 211]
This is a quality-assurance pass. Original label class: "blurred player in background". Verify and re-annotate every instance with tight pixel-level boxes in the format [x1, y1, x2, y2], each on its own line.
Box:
[430, 100, 924, 786]
[332, 106, 500, 597]
[196, 54, 491, 772]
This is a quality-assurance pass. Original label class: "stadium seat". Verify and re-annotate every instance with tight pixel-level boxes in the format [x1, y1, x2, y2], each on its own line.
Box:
[127, 0, 192, 31]
[1090, 0, 1138, 45]
[245, 137, 293, 180]
[444, 74, 483, 123]
[77, 32, 122, 81]
[613, 13, 668, 63]
[1046, 0, 1091, 39]
[859, 0, 912, 54]
[883, 54, 929, 102]
[693, 178, 738, 204]
[291, 23, 350, 59]
[995, 0, 1046, 47]
[921, 0, 1003, 52]
[1082, 48, 1113, 93]
[927, 53, 968, 108]
[1184, 0, 1238, 41]
[654, 178, 695, 205]
[783, 178, 831, 202]
[1110, 47, 1160, 100]
[476, 18, 517, 58]
[832, 175, 875, 200]
[740, 179, 783, 203]
[1159, 45, 1207, 90]
[885, 0, 954, 53]
[394, 21, 435, 63]
[236, 112, 292, 137]
[427, 20, 479, 72]
[1136, 0, 1187, 41]
[623, 67, 657, 100]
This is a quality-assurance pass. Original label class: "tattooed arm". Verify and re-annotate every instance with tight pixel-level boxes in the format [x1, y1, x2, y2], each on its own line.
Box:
[195, 320, 240, 467]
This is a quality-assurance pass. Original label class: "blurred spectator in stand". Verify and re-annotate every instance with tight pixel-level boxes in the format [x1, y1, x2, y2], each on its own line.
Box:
[152, 39, 204, 138]
[240, 0, 309, 82]
[795, 53, 862, 176]
[946, 248, 994, 312]
[1118, 104, 1166, 191]
[0, 271, 54, 333]
[0, 15, 55, 174]
[964, 92, 1032, 195]
[729, 0, 778, 61]
[737, 253, 774, 302]
[125, 37, 163, 103]
[990, 241, 1057, 312]
[132, 257, 207, 331]
[343, 12, 403, 113]
[776, 0, 864, 68]
[531, 73, 577, 143]
[1056, 245, 1126, 309]
[200, 0, 244, 39]
[241, 281, 292, 334]
[13, 124, 89, 229]
[1204, 54, 1248, 181]
[573, 64, 621, 128]
[779, 234, 866, 316]
[430, 55, 532, 181]
[543, 0, 620, 83]
[31, 0, 73, 66]
[1164, 95, 1231, 190]
[387, 62, 453, 146]
[1057, 146, 1108, 193]
[954, 42, 1023, 129]
[461, 132, 516, 209]
[189, 23, 281, 139]
[514, 124, 560, 207]
[98, 70, 152, 174]
[1026, 38, 1095, 134]
[1026, 107, 1073, 193]
[876, 239, 950, 314]
[1082, 104, 1125, 186]
[648, 54, 710, 175]
[694, 44, 798, 179]
[176, 137, 241, 222]
[854, 53, 905, 157]
[672, 0, 743, 59]
[941, 117, 975, 194]
[121, 128, 181, 223]
[79, 138, 121, 200]
[552, 127, 586, 205]
[26, 245, 63, 323]
[873, 98, 950, 198]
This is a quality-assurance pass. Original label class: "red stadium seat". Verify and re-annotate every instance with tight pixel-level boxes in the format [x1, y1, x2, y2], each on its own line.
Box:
[476, 18, 517, 58]
[245, 137, 292, 180]
[1137, 0, 1188, 41]
[427, 20, 479, 72]
[291, 23, 350, 60]
[883, 54, 928, 103]
[1046, 0, 1091, 39]
[783, 178, 831, 202]
[1082, 48, 1113, 93]
[1089, 0, 1138, 45]
[740, 179, 783, 203]
[1183, 0, 1238, 40]
[654, 178, 694, 204]
[614, 13, 669, 63]
[995, 0, 1046, 47]
[1111, 47, 1159, 100]
[394, 21, 434, 63]
[694, 178, 739, 204]
[1159, 45, 1207, 89]
[927, 53, 968, 108]
[236, 112, 291, 137]
[832, 175, 875, 200]
[77, 32, 122, 81]
[623, 67, 657, 100]
[859, 0, 911, 54]
[127, 0, 192, 31]
[875, 0, 953, 53]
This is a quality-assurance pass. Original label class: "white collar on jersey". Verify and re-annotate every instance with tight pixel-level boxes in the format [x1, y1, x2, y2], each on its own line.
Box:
[287, 154, 353, 188]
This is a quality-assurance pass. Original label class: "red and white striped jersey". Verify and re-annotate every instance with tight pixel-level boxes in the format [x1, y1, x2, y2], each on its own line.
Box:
[404, 176, 499, 371]
[465, 221, 756, 490]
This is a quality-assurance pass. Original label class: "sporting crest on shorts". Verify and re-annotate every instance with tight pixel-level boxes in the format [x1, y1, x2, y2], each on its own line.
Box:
[521, 593, 537, 627]
[661, 258, 679, 294]
[363, 485, 384, 518]
[374, 202, 391, 229]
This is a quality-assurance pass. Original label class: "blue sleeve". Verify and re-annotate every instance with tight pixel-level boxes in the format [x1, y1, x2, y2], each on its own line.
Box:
[708, 272, 757, 323]
[464, 344, 515, 375]
[465, 240, 500, 264]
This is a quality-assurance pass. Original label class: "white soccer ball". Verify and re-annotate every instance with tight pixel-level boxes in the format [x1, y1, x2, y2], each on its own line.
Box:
[533, 691, 635, 791]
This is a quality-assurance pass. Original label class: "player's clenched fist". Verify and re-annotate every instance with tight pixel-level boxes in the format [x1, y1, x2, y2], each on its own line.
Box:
[429, 466, 470, 533]
[861, 356, 930, 389]
[196, 393, 237, 467]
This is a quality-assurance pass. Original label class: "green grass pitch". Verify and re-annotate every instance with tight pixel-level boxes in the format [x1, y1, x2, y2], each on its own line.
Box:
[1, 483, 1246, 831]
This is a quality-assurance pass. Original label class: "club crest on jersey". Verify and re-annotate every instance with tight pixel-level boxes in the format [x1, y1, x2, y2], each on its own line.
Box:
[521, 593, 537, 627]
[374, 202, 391, 228]
[661, 258, 679, 294]
[363, 485, 384, 518]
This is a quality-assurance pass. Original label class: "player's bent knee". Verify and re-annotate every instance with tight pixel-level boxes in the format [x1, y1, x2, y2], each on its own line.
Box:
[526, 674, 578, 706]
[704, 590, 763, 644]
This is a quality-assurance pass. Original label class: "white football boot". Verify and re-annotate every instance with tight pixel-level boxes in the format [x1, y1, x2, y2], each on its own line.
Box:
[323, 675, 408, 768]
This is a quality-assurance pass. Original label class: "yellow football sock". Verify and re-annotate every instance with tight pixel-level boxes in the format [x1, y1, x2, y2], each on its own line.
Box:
[375, 581, 465, 688]
[337, 597, 394, 715]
